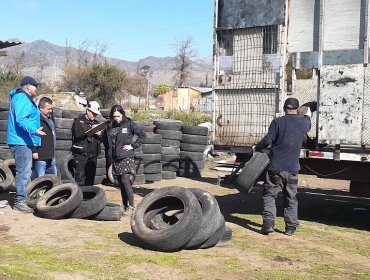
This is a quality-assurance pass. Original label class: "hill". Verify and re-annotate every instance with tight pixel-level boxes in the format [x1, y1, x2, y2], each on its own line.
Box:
[0, 40, 213, 88]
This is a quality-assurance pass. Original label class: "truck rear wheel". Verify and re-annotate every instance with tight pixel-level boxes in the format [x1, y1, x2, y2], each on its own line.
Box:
[349, 181, 370, 198]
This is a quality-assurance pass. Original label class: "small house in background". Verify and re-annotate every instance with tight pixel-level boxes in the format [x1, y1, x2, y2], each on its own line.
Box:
[159, 86, 213, 112]
[0, 40, 23, 56]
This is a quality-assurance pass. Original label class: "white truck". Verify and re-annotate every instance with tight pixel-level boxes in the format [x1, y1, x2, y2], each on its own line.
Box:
[212, 0, 370, 196]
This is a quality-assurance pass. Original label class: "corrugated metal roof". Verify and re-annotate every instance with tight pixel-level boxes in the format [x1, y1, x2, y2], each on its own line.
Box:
[0, 40, 23, 49]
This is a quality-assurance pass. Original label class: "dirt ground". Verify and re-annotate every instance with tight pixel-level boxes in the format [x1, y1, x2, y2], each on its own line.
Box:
[0, 167, 370, 279]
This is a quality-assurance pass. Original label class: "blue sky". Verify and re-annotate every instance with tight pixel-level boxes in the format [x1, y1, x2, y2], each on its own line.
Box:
[0, 0, 214, 61]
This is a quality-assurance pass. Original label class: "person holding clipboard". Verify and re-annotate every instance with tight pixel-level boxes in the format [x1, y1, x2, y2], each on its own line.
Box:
[71, 101, 105, 186]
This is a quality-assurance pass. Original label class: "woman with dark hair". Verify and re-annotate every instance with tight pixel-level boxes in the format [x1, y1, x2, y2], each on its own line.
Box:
[104, 105, 145, 214]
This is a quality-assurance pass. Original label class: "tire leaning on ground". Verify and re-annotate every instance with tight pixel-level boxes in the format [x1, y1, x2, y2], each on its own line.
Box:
[131, 186, 202, 252]
[235, 152, 270, 193]
[69, 185, 107, 218]
[90, 202, 122, 221]
[26, 175, 62, 209]
[36, 183, 83, 219]
[0, 161, 14, 192]
[3, 158, 16, 192]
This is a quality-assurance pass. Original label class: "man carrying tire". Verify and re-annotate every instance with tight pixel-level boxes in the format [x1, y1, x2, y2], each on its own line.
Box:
[255, 97, 311, 236]
[71, 101, 103, 186]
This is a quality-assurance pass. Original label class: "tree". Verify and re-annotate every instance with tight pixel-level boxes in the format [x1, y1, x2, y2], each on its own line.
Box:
[154, 83, 171, 98]
[137, 65, 152, 109]
[84, 64, 127, 108]
[173, 37, 197, 87]
[12, 50, 26, 74]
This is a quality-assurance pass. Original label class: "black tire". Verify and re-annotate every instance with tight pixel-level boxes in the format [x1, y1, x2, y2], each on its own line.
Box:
[56, 154, 75, 181]
[36, 183, 83, 219]
[0, 120, 7, 131]
[94, 175, 105, 185]
[70, 186, 107, 218]
[0, 162, 13, 191]
[161, 147, 180, 155]
[0, 131, 6, 144]
[184, 188, 223, 249]
[162, 161, 179, 172]
[144, 163, 162, 174]
[62, 110, 80, 119]
[0, 111, 8, 120]
[0, 102, 9, 111]
[181, 125, 208, 136]
[131, 186, 202, 252]
[155, 129, 182, 141]
[145, 173, 162, 182]
[133, 174, 146, 185]
[55, 128, 72, 140]
[235, 152, 270, 193]
[181, 134, 208, 145]
[142, 144, 161, 154]
[161, 139, 180, 148]
[143, 133, 162, 144]
[180, 143, 206, 153]
[56, 140, 72, 151]
[52, 108, 63, 118]
[161, 154, 180, 162]
[90, 202, 122, 221]
[54, 118, 74, 129]
[3, 158, 16, 191]
[142, 154, 161, 163]
[215, 225, 232, 247]
[162, 171, 177, 179]
[26, 175, 62, 209]
[153, 120, 182, 131]
[107, 164, 118, 186]
[0, 148, 13, 160]
[199, 217, 226, 249]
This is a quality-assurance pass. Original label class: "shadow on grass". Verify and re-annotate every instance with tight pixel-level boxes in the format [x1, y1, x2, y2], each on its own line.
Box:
[213, 181, 370, 232]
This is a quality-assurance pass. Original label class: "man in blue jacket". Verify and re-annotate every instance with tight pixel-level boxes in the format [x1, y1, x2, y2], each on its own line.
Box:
[7, 76, 46, 213]
[255, 97, 311, 236]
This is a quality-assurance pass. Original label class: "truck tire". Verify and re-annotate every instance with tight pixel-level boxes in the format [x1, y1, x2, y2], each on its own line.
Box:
[235, 152, 270, 194]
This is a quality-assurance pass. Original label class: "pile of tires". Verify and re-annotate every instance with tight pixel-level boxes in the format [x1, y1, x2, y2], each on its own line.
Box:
[178, 125, 209, 178]
[154, 120, 182, 180]
[26, 175, 121, 221]
[0, 102, 13, 161]
[131, 186, 232, 252]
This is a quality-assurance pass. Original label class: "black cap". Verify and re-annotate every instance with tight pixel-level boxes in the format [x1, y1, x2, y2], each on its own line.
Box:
[283, 97, 299, 109]
[20, 76, 39, 87]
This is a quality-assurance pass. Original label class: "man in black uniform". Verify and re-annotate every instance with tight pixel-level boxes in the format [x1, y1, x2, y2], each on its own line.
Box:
[255, 97, 311, 236]
[72, 101, 103, 186]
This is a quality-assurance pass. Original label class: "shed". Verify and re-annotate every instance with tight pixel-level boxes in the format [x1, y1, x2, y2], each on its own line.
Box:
[162, 86, 212, 112]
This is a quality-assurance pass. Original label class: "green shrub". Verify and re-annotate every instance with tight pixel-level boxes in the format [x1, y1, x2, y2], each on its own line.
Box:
[171, 111, 212, 126]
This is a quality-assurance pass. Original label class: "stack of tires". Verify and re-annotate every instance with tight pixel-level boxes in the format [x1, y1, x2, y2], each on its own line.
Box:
[154, 120, 182, 180]
[25, 175, 122, 221]
[0, 102, 13, 161]
[140, 131, 162, 183]
[131, 186, 232, 252]
[178, 125, 209, 178]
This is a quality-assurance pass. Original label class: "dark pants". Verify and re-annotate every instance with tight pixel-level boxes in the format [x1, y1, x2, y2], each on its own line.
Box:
[74, 154, 97, 186]
[262, 170, 299, 229]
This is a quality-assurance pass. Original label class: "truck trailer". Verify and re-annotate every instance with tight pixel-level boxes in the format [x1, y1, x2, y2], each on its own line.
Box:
[213, 0, 370, 196]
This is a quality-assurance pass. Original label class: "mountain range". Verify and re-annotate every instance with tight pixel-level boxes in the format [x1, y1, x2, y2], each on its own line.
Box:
[0, 40, 213, 88]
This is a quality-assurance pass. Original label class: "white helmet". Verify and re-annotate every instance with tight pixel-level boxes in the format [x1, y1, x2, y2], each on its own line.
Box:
[87, 101, 101, 115]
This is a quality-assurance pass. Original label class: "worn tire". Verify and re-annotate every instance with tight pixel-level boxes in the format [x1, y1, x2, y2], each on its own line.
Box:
[235, 152, 270, 193]
[131, 186, 202, 252]
[70, 186, 107, 218]
[0, 162, 13, 192]
[26, 175, 62, 209]
[90, 202, 122, 221]
[181, 125, 208, 136]
[36, 183, 83, 219]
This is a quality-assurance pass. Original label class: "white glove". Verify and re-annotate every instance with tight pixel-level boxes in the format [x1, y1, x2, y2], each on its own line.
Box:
[304, 107, 312, 118]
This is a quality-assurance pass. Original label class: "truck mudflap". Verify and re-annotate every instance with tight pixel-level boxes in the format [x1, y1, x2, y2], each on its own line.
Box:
[300, 149, 370, 162]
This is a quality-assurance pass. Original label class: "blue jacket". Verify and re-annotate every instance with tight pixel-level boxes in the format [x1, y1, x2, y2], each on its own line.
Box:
[7, 88, 41, 146]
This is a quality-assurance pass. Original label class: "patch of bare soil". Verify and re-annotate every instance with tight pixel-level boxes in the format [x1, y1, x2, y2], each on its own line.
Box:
[0, 167, 369, 279]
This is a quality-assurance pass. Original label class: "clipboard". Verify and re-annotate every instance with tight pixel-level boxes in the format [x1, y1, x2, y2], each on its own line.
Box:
[85, 122, 107, 137]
